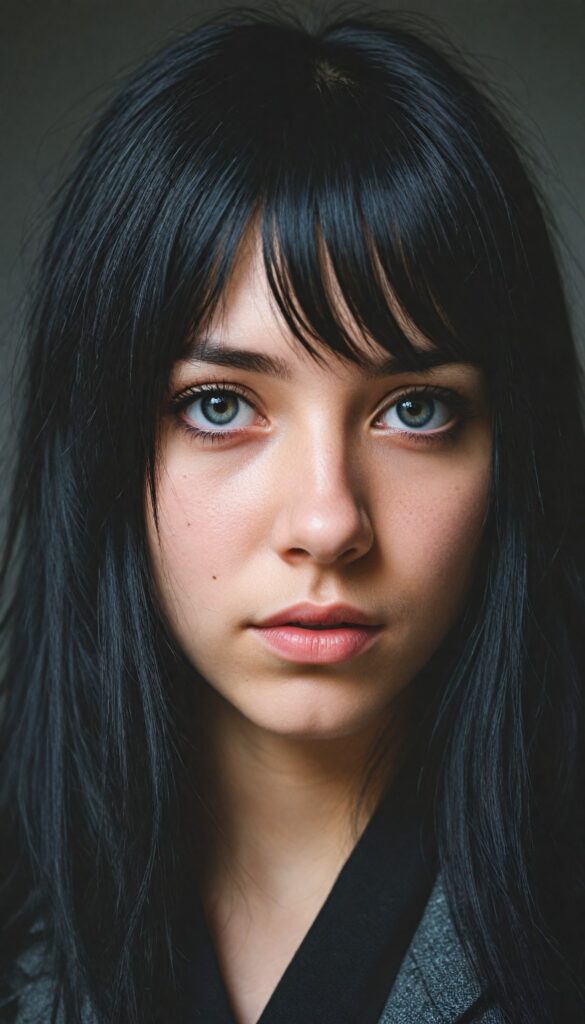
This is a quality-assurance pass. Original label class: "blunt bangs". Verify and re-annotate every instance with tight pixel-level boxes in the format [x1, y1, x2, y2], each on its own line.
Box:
[157, 17, 527, 381]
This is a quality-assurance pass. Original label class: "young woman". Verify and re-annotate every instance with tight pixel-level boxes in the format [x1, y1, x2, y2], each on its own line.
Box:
[1, 10, 584, 1024]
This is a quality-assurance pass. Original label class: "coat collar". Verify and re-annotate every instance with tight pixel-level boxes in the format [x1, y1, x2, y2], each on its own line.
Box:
[378, 871, 504, 1024]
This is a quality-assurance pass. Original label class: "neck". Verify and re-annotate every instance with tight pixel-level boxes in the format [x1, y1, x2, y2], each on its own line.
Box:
[196, 688, 407, 909]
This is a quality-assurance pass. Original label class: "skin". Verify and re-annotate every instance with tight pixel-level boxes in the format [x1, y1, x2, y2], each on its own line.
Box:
[146, 233, 492, 1023]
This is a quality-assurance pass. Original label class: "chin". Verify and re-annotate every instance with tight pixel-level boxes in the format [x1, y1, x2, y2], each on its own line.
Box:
[233, 684, 388, 742]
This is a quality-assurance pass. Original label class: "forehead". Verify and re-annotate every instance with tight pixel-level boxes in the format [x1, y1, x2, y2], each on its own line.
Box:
[190, 229, 437, 377]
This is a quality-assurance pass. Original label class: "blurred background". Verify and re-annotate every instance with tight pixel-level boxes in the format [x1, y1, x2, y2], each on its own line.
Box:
[1, 0, 584, 433]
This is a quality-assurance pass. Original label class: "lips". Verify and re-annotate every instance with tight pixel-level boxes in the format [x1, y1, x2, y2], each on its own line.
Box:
[251, 603, 383, 665]
[254, 602, 380, 629]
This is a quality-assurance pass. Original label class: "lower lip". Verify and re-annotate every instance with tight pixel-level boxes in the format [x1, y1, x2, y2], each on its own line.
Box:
[250, 625, 383, 664]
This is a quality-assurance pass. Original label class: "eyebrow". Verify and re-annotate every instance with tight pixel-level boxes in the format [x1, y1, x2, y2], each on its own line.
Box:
[180, 341, 472, 379]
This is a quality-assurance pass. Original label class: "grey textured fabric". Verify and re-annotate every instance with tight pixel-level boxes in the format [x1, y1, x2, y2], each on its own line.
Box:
[11, 943, 66, 1024]
[13, 872, 505, 1023]
[11, 940, 60, 1024]
[378, 872, 505, 1023]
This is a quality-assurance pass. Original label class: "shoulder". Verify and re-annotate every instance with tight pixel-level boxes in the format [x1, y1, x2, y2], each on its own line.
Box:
[11, 939, 95, 1024]
[9, 936, 55, 1024]
[379, 872, 505, 1024]
[10, 936, 60, 1024]
[13, 873, 505, 1024]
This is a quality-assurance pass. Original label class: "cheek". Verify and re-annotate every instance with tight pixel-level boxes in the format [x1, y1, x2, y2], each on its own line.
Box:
[146, 450, 267, 619]
[374, 449, 491, 602]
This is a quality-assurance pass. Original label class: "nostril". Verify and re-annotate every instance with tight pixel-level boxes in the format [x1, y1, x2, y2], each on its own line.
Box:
[271, 500, 375, 567]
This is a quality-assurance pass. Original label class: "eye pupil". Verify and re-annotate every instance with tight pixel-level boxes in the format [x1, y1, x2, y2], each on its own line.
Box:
[397, 397, 435, 428]
[202, 393, 239, 424]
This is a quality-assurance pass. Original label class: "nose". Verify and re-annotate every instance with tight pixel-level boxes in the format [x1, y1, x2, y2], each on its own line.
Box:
[270, 433, 374, 567]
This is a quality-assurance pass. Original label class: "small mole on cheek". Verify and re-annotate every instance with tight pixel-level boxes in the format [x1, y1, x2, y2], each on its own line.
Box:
[212, 575, 217, 580]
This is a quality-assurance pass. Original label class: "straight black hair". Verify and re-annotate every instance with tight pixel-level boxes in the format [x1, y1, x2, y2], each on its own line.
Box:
[1, 9, 584, 1023]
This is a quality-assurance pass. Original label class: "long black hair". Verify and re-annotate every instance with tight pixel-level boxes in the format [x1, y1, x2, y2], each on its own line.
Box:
[1, 9, 584, 1023]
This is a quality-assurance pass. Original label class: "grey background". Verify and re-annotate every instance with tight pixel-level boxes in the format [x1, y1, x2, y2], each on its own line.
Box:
[1, 0, 584, 427]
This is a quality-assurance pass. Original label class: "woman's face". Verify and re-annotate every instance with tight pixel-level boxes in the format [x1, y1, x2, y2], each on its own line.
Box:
[147, 240, 492, 741]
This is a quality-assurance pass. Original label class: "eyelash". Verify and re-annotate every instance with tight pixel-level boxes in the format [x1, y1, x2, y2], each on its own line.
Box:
[167, 381, 475, 448]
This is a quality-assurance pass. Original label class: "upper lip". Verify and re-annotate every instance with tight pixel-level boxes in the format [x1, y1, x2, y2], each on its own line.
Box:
[253, 602, 381, 628]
